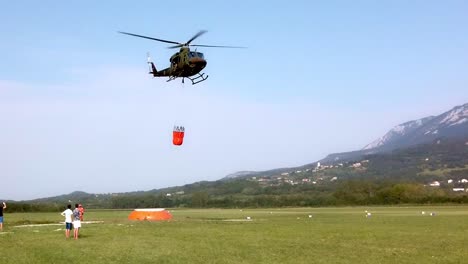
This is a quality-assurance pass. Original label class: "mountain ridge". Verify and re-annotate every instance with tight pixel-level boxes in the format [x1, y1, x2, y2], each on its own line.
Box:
[318, 102, 468, 164]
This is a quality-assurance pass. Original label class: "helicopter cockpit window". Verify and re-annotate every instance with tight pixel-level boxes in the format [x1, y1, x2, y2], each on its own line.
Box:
[189, 52, 204, 59]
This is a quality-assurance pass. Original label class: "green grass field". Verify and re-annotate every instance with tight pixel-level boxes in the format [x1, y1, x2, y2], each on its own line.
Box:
[1, 206, 467, 263]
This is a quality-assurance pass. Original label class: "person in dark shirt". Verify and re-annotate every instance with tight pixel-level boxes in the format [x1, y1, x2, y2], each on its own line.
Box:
[0, 202, 6, 231]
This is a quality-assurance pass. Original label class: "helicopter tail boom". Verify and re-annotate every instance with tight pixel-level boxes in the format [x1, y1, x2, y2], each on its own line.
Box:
[149, 61, 158, 76]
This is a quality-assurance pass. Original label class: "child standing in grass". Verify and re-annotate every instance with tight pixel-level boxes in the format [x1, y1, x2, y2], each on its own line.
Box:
[78, 204, 84, 221]
[61, 204, 73, 238]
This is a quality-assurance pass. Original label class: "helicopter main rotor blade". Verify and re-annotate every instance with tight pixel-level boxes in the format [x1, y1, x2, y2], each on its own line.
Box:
[167, 44, 247, 49]
[167, 44, 184, 49]
[118, 31, 181, 45]
[120, 30, 247, 49]
[190, 44, 247, 48]
[185, 30, 208, 45]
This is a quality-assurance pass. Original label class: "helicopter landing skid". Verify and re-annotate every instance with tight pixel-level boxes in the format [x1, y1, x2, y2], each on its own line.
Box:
[166, 73, 208, 85]
[185, 73, 209, 85]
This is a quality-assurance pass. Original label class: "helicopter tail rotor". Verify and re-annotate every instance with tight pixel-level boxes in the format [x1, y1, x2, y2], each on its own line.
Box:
[147, 52, 158, 76]
[147, 52, 152, 63]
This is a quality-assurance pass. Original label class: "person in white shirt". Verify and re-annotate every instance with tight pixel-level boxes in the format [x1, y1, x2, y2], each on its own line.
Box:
[61, 204, 73, 238]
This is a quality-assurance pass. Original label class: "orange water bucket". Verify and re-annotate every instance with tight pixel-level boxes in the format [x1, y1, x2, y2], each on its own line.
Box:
[173, 126, 185, 146]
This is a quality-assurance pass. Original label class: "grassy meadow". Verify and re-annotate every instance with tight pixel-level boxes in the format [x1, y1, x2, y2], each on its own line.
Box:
[1, 206, 467, 263]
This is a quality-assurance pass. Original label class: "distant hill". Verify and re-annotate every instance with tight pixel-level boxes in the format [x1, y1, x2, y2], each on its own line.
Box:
[319, 102, 468, 164]
[362, 116, 436, 150]
[32, 191, 94, 203]
[364, 103, 468, 151]
[223, 171, 260, 179]
[222, 168, 299, 180]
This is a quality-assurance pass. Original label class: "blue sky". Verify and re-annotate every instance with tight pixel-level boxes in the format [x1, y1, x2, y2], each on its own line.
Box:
[1, 1, 467, 200]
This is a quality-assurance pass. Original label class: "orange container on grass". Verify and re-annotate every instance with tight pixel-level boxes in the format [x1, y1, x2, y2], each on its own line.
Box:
[128, 208, 172, 221]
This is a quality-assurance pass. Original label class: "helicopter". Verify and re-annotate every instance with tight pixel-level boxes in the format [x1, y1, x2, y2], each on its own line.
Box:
[119, 30, 245, 85]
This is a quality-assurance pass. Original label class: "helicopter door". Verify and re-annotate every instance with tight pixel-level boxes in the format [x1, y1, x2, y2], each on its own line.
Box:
[172, 56, 180, 70]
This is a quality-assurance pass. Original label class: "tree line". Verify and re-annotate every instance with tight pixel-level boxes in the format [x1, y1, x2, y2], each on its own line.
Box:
[5, 179, 467, 213]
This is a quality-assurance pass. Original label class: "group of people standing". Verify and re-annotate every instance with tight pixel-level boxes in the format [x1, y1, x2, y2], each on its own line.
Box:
[0, 201, 86, 238]
[61, 203, 84, 239]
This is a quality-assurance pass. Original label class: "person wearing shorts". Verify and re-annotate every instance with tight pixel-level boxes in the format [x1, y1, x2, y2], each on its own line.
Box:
[72, 204, 82, 239]
[0, 202, 6, 231]
[61, 204, 73, 238]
